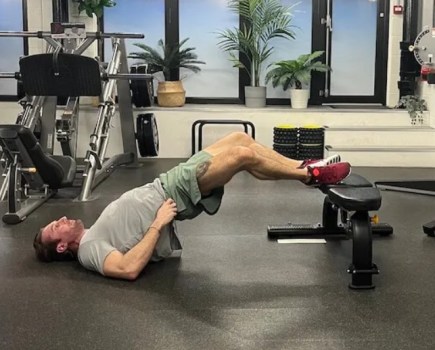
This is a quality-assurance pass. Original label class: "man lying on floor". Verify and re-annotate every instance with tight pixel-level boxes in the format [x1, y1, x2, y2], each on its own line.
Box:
[33, 132, 350, 280]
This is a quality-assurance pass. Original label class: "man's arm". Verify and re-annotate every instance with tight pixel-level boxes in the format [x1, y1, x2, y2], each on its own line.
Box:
[102, 198, 177, 280]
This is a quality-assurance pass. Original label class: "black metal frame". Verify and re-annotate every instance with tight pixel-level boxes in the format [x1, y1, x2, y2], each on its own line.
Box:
[52, 0, 69, 22]
[165, 0, 179, 81]
[191, 119, 256, 156]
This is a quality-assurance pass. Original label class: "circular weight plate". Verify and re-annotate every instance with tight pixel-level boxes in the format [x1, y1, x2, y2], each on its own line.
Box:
[137, 113, 159, 157]
[414, 28, 433, 66]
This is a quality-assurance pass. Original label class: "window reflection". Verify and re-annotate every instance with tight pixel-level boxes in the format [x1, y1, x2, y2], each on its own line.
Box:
[0, 0, 24, 95]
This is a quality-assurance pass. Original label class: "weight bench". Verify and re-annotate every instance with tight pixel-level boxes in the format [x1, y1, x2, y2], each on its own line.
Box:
[0, 125, 76, 224]
[268, 173, 393, 289]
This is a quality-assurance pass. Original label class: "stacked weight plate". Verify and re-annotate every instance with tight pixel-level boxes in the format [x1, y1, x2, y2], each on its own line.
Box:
[273, 124, 325, 160]
[298, 125, 325, 160]
[273, 124, 298, 159]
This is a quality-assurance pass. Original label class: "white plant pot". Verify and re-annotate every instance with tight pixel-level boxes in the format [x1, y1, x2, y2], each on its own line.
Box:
[289, 89, 310, 109]
[245, 86, 267, 108]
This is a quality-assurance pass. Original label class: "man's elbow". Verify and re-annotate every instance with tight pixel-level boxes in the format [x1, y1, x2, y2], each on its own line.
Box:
[121, 265, 144, 281]
[104, 267, 141, 281]
[124, 269, 140, 281]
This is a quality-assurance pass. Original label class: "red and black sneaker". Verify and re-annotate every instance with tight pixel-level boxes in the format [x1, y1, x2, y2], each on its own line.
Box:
[306, 162, 351, 186]
[298, 154, 341, 169]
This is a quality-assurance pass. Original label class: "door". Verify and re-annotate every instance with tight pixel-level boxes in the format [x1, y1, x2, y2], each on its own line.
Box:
[311, 0, 389, 105]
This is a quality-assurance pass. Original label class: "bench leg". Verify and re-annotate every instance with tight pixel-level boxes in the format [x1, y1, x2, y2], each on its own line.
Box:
[348, 211, 379, 290]
[322, 196, 339, 231]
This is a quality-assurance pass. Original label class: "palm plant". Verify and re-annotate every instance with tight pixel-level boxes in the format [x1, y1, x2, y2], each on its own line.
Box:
[76, 0, 116, 18]
[266, 51, 330, 90]
[217, 0, 296, 87]
[128, 38, 205, 81]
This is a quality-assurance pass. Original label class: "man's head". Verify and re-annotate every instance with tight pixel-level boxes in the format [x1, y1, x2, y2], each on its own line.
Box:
[33, 216, 85, 262]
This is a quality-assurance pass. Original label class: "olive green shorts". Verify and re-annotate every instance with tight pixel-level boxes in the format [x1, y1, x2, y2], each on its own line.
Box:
[159, 151, 224, 221]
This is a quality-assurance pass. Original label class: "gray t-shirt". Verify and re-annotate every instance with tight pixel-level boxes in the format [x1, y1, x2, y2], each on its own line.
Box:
[77, 178, 182, 275]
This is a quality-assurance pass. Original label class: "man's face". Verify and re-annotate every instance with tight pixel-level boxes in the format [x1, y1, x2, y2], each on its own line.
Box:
[41, 216, 84, 245]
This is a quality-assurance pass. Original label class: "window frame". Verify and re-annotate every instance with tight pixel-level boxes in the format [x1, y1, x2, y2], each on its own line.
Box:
[0, 0, 28, 101]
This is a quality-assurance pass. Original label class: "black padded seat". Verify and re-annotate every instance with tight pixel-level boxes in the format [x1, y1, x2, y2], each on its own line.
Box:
[0, 125, 76, 189]
[339, 173, 373, 187]
[50, 155, 77, 187]
[319, 173, 373, 194]
[328, 187, 382, 212]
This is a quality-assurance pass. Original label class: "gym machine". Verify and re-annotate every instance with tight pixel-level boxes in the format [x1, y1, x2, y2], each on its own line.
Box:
[0, 23, 159, 224]
[268, 174, 393, 289]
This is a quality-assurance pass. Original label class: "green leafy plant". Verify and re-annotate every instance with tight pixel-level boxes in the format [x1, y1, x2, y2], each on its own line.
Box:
[265, 51, 330, 90]
[128, 38, 205, 81]
[396, 95, 428, 125]
[216, 0, 296, 87]
[77, 0, 116, 18]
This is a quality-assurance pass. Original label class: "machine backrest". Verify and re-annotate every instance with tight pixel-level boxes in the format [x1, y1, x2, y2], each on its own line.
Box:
[19, 53, 102, 97]
[0, 125, 65, 189]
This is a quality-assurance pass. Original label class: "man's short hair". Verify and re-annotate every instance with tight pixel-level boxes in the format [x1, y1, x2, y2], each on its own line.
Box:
[33, 229, 76, 262]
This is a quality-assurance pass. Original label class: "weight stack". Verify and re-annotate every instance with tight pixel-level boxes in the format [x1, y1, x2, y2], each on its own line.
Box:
[298, 126, 325, 160]
[273, 125, 298, 159]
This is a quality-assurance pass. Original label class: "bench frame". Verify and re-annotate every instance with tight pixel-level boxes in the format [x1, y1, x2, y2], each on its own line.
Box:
[268, 174, 393, 289]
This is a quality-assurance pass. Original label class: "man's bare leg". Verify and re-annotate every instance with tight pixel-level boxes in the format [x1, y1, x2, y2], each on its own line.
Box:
[204, 132, 303, 168]
[197, 145, 309, 194]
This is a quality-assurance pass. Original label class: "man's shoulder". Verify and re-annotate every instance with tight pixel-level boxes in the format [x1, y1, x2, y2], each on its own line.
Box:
[78, 235, 116, 273]
[78, 233, 104, 252]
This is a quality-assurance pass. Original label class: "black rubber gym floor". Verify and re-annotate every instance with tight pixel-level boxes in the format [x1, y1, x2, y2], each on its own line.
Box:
[1, 160, 435, 350]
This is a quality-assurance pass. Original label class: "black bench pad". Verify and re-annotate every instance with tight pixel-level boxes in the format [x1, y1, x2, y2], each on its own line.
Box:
[338, 173, 373, 187]
[328, 187, 382, 212]
[319, 173, 373, 194]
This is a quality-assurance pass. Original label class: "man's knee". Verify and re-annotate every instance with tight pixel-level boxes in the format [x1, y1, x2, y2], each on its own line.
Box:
[229, 146, 257, 167]
[228, 131, 254, 145]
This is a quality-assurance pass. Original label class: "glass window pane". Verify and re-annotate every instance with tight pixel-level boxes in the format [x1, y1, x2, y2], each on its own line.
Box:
[103, 0, 165, 67]
[180, 0, 239, 98]
[262, 0, 313, 99]
[0, 0, 23, 95]
[330, 0, 377, 96]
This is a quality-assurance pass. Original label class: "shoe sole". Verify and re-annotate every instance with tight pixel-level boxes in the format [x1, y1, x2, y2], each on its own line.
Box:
[323, 154, 341, 165]
[308, 154, 341, 167]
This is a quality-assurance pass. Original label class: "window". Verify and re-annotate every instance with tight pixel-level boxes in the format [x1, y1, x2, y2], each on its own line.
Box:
[262, 0, 313, 99]
[180, 0, 239, 98]
[102, 0, 387, 104]
[103, 0, 165, 67]
[330, 0, 377, 96]
[0, 0, 24, 96]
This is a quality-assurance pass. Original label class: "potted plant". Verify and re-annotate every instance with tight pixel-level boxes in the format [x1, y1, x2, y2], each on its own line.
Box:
[265, 51, 330, 109]
[217, 0, 295, 108]
[128, 38, 205, 107]
[75, 0, 116, 18]
[396, 95, 428, 125]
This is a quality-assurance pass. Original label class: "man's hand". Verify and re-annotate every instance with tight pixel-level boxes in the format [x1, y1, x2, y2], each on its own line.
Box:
[154, 198, 177, 229]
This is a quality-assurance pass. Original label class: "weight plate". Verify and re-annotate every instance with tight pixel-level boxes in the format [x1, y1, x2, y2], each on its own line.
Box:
[137, 113, 159, 157]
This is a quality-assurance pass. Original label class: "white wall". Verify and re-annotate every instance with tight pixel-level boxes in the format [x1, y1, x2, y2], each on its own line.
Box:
[386, 0, 404, 108]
